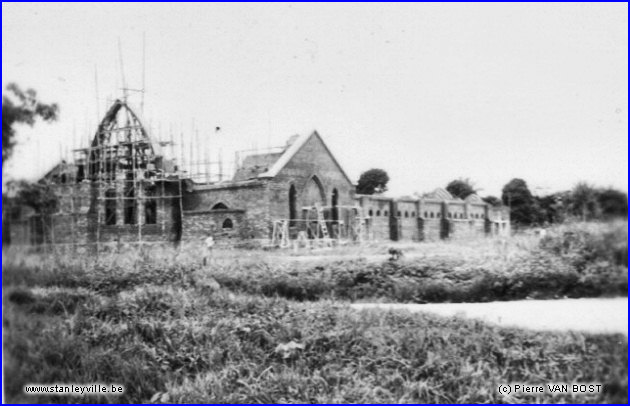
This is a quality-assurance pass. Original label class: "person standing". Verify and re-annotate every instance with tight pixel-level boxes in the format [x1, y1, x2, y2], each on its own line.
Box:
[203, 233, 215, 266]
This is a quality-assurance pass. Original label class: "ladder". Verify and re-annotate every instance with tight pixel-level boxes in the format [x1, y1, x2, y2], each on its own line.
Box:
[316, 205, 330, 239]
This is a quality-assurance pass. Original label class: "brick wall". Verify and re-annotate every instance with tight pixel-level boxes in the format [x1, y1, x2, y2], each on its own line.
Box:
[419, 200, 443, 241]
[269, 133, 355, 219]
[182, 180, 271, 242]
[356, 195, 497, 242]
[397, 200, 420, 240]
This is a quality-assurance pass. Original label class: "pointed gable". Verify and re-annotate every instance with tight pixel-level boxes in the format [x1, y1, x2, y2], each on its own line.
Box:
[424, 188, 454, 200]
[257, 131, 354, 186]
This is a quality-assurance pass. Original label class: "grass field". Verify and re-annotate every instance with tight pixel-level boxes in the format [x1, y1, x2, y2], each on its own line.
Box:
[2, 221, 628, 403]
[204, 221, 628, 303]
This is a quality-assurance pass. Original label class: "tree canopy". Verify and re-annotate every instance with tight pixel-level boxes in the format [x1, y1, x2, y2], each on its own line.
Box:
[8, 180, 58, 214]
[502, 178, 536, 226]
[569, 182, 600, 221]
[482, 195, 502, 207]
[2, 83, 59, 167]
[597, 188, 628, 218]
[356, 168, 389, 195]
[446, 178, 477, 199]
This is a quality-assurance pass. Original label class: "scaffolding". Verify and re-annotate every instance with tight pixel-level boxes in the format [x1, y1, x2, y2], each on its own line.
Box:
[2, 100, 374, 252]
[270, 205, 369, 249]
[2, 99, 190, 253]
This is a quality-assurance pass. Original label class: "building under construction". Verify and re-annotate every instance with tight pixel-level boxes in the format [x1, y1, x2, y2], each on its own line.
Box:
[3, 100, 510, 250]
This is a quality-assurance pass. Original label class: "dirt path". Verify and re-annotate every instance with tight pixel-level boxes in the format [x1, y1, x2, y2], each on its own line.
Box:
[351, 298, 628, 336]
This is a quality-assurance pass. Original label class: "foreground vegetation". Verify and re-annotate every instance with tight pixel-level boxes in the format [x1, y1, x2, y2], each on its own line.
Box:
[2, 220, 627, 403]
[4, 271, 627, 403]
[211, 221, 628, 303]
[4, 221, 626, 305]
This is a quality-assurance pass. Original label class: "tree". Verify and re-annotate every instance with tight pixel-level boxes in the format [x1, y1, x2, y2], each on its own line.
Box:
[2, 83, 59, 167]
[502, 178, 536, 226]
[597, 188, 628, 218]
[534, 193, 566, 224]
[482, 195, 502, 207]
[446, 178, 477, 199]
[9, 180, 58, 214]
[356, 168, 389, 195]
[569, 182, 599, 221]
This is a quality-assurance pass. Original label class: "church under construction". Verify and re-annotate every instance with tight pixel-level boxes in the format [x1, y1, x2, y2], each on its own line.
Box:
[3, 100, 510, 250]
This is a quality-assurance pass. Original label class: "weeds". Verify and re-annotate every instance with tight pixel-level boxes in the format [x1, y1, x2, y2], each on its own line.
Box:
[3, 284, 627, 403]
[2, 221, 627, 403]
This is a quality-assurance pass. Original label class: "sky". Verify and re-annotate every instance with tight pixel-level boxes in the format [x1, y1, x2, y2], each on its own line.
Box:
[2, 2, 627, 198]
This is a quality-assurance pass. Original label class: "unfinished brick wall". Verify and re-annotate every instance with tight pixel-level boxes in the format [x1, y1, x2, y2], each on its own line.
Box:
[182, 210, 247, 244]
[419, 200, 443, 241]
[363, 197, 393, 241]
[397, 200, 420, 241]
[9, 180, 185, 247]
[182, 180, 271, 242]
[356, 195, 504, 242]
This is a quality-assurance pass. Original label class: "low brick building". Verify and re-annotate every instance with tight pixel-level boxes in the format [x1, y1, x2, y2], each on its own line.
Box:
[356, 189, 510, 242]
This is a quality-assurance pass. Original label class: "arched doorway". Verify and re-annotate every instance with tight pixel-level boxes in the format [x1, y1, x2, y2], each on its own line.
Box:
[303, 176, 326, 239]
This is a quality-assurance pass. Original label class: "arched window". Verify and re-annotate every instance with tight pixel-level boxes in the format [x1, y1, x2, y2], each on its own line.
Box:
[411, 211, 415, 217]
[437, 212, 441, 218]
[481, 213, 485, 219]
[424, 211, 428, 218]
[384, 210, 388, 216]
[124, 176, 136, 225]
[376, 210, 381, 216]
[331, 188, 339, 222]
[305, 175, 325, 206]
[212, 202, 228, 210]
[104, 189, 116, 225]
[222, 218, 233, 229]
[430, 212, 434, 218]
[397, 211, 401, 217]
[405, 211, 409, 218]
[369, 209, 373, 216]
[145, 199, 157, 224]
[289, 185, 297, 226]
[447, 212, 452, 218]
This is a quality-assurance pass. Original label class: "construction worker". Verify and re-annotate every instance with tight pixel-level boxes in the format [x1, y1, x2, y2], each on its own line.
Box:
[203, 232, 215, 266]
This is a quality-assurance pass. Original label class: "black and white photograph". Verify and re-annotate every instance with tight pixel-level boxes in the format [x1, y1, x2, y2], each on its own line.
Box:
[2, 2, 627, 403]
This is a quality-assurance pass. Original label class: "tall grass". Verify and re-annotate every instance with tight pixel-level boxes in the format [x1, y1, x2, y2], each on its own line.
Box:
[3, 221, 627, 304]
[2, 221, 627, 403]
[3, 283, 627, 403]
[204, 221, 628, 303]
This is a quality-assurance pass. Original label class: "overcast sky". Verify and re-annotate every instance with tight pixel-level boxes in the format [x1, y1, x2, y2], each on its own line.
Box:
[2, 2, 627, 197]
